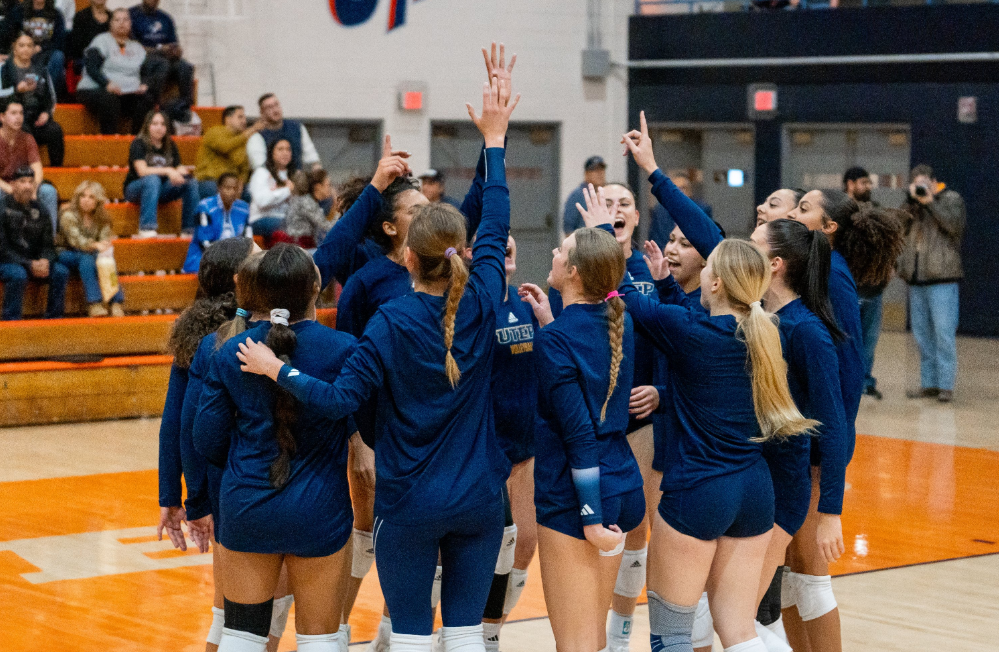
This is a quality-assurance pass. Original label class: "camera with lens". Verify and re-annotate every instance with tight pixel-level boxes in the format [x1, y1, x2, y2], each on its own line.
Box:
[914, 185, 930, 198]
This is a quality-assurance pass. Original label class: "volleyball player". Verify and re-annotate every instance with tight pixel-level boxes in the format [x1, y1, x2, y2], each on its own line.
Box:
[236, 75, 518, 652]
[756, 190, 805, 227]
[193, 244, 357, 652]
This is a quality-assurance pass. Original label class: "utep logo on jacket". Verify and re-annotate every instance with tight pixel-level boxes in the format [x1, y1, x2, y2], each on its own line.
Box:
[626, 272, 654, 297]
[329, 0, 419, 31]
[495, 310, 534, 355]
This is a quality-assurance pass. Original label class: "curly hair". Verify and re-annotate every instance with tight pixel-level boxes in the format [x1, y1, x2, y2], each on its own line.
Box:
[168, 238, 255, 369]
[834, 205, 906, 291]
[335, 176, 372, 215]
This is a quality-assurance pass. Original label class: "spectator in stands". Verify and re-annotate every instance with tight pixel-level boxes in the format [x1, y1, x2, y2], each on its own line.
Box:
[418, 168, 461, 209]
[898, 164, 966, 403]
[1, 32, 63, 166]
[182, 172, 250, 273]
[66, 0, 109, 68]
[194, 104, 262, 200]
[0, 165, 67, 319]
[246, 92, 321, 172]
[648, 172, 713, 250]
[280, 168, 333, 249]
[128, 0, 194, 121]
[56, 180, 124, 317]
[75, 8, 158, 135]
[248, 137, 296, 240]
[0, 97, 58, 228]
[2, 0, 68, 101]
[843, 166, 885, 399]
[124, 109, 199, 238]
[562, 155, 606, 234]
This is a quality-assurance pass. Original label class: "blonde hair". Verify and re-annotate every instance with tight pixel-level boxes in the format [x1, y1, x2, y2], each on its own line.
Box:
[407, 203, 469, 388]
[567, 228, 627, 421]
[710, 239, 818, 440]
[69, 180, 112, 230]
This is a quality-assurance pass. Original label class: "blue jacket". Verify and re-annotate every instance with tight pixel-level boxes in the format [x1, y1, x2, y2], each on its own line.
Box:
[128, 6, 178, 47]
[182, 196, 251, 273]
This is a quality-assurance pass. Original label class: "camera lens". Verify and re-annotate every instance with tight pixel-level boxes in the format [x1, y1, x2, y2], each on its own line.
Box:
[915, 186, 928, 197]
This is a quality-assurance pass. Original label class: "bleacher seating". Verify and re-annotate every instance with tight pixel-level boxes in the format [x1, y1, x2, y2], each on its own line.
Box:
[0, 101, 277, 425]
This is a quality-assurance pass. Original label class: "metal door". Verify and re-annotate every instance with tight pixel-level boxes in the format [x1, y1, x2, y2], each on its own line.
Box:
[431, 122, 561, 287]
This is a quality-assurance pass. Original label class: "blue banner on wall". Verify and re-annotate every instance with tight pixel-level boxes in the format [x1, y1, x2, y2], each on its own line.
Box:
[329, 0, 411, 30]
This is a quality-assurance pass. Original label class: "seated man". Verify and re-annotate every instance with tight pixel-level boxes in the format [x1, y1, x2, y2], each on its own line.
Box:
[182, 173, 251, 273]
[0, 98, 59, 230]
[194, 104, 261, 200]
[246, 93, 321, 172]
[0, 166, 68, 320]
[129, 0, 194, 120]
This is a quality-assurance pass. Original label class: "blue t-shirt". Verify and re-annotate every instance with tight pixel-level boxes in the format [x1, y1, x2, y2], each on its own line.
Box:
[194, 321, 357, 557]
[533, 302, 643, 526]
[128, 6, 178, 47]
[491, 286, 539, 465]
[274, 148, 512, 525]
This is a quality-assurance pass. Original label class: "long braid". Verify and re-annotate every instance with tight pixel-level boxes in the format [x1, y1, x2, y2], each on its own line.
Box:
[443, 253, 469, 387]
[601, 296, 626, 422]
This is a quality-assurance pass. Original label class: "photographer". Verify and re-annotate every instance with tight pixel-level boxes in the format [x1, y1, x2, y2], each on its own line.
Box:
[898, 164, 966, 403]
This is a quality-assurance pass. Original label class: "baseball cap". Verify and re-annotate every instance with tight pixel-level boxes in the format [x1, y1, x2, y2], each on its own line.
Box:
[419, 169, 444, 181]
[584, 156, 607, 171]
[10, 166, 34, 181]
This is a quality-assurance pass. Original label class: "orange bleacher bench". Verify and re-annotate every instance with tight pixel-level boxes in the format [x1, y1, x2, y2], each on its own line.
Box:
[0, 273, 198, 317]
[113, 237, 191, 273]
[107, 201, 184, 237]
[0, 314, 175, 361]
[53, 105, 223, 136]
[43, 135, 202, 168]
[45, 167, 128, 200]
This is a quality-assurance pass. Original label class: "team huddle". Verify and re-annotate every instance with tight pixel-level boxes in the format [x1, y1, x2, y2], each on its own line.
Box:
[157, 44, 905, 652]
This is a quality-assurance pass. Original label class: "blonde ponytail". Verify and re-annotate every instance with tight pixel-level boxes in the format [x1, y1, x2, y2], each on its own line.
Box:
[443, 253, 469, 387]
[601, 295, 626, 422]
[712, 240, 819, 440]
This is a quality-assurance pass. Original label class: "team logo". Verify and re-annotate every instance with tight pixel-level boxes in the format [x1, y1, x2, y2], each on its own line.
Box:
[329, 0, 415, 31]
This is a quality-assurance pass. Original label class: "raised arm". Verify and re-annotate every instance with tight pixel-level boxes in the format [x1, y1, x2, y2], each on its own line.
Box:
[313, 135, 410, 289]
[618, 278, 693, 357]
[624, 111, 722, 260]
[465, 72, 519, 303]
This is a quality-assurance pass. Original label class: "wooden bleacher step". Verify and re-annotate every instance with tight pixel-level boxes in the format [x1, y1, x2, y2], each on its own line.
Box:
[0, 314, 175, 362]
[108, 201, 184, 237]
[46, 167, 128, 201]
[43, 135, 201, 168]
[53, 105, 223, 136]
[1, 273, 199, 318]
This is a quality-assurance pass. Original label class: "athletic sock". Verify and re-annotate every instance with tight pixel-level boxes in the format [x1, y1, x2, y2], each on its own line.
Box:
[207, 606, 225, 646]
[218, 628, 269, 652]
[367, 616, 392, 652]
[482, 622, 501, 652]
[754, 621, 792, 652]
[442, 624, 486, 652]
[723, 637, 767, 652]
[607, 609, 634, 650]
[391, 633, 433, 652]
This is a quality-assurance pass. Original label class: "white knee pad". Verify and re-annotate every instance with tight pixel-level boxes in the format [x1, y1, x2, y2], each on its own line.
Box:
[391, 633, 433, 652]
[352, 528, 376, 579]
[218, 627, 269, 652]
[599, 540, 625, 557]
[430, 565, 443, 608]
[296, 632, 342, 652]
[338, 624, 351, 652]
[441, 624, 485, 652]
[503, 567, 528, 615]
[207, 606, 225, 646]
[494, 524, 518, 575]
[723, 638, 768, 652]
[613, 545, 647, 598]
[765, 616, 788, 643]
[780, 569, 798, 609]
[269, 595, 294, 639]
[754, 620, 792, 652]
[794, 574, 837, 621]
[691, 592, 714, 649]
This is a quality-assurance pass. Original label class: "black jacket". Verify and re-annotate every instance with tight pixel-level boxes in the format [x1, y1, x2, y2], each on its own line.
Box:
[0, 193, 56, 265]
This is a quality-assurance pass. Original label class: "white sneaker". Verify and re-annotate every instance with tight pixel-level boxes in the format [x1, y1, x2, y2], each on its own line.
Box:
[135, 229, 158, 239]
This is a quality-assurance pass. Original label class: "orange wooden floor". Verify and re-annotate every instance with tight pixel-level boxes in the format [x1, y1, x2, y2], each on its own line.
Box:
[1, 433, 997, 651]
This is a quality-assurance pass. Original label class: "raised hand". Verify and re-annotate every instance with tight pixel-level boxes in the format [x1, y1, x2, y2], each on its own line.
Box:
[621, 111, 659, 175]
[466, 75, 520, 148]
[576, 183, 613, 229]
[583, 523, 625, 553]
[482, 42, 516, 86]
[518, 282, 554, 327]
[371, 134, 412, 192]
[643, 240, 671, 281]
[157, 505, 188, 551]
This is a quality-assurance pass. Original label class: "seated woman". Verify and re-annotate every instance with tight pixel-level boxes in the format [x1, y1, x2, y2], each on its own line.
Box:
[5, 0, 68, 101]
[55, 180, 124, 317]
[0, 32, 64, 166]
[248, 138, 296, 241]
[124, 109, 199, 238]
[74, 8, 158, 135]
[276, 168, 334, 249]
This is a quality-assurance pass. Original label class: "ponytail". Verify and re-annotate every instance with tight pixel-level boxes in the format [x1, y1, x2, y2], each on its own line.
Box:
[265, 310, 298, 489]
[216, 308, 250, 349]
[442, 252, 469, 387]
[712, 239, 819, 440]
[601, 296, 626, 422]
[216, 252, 264, 349]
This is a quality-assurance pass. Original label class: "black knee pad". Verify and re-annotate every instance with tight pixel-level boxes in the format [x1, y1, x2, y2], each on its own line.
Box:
[756, 566, 784, 626]
[224, 597, 275, 638]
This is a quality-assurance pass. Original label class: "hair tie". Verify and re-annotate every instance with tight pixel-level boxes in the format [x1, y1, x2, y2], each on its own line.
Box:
[235, 308, 250, 319]
[750, 301, 762, 310]
[270, 308, 290, 326]
[605, 291, 623, 302]
[444, 247, 457, 259]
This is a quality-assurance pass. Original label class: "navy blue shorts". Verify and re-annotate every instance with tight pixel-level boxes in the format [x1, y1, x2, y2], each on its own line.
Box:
[539, 487, 646, 541]
[658, 458, 774, 541]
[763, 437, 812, 536]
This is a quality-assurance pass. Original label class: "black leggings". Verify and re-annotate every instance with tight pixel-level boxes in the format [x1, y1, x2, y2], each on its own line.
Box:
[25, 120, 64, 166]
[76, 89, 157, 135]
